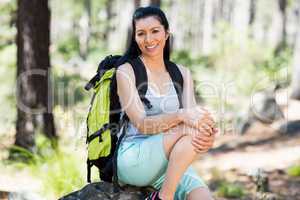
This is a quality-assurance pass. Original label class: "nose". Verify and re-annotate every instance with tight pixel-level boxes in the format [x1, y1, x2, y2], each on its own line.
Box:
[145, 33, 153, 43]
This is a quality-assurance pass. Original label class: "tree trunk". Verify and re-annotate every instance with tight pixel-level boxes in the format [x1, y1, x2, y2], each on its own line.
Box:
[15, 0, 56, 151]
[134, 0, 141, 8]
[149, 0, 160, 7]
[103, 0, 113, 41]
[275, 0, 288, 54]
[79, 0, 91, 59]
[249, 0, 257, 26]
[125, 0, 141, 49]
[202, 0, 213, 55]
[291, 9, 300, 100]
[248, 0, 257, 38]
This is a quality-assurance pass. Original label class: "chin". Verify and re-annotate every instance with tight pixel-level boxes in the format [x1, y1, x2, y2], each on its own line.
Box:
[142, 50, 163, 58]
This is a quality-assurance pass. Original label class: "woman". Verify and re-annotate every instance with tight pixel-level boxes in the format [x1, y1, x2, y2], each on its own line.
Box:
[116, 6, 217, 200]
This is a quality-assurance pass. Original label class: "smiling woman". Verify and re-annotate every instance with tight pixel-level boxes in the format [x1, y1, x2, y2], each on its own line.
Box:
[116, 6, 217, 200]
[135, 17, 169, 58]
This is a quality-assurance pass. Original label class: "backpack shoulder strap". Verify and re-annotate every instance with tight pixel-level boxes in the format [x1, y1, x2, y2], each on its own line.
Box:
[128, 57, 184, 109]
[127, 57, 152, 109]
[165, 60, 184, 108]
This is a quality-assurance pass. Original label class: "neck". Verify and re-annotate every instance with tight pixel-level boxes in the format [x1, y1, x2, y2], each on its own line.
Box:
[141, 54, 166, 72]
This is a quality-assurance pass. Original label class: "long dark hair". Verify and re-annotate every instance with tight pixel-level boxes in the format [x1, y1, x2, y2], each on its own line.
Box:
[122, 6, 171, 63]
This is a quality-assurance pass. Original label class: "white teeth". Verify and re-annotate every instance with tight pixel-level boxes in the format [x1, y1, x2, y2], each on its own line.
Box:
[146, 45, 157, 49]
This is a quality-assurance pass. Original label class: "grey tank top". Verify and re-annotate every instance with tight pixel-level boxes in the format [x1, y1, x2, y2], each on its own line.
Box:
[121, 81, 180, 142]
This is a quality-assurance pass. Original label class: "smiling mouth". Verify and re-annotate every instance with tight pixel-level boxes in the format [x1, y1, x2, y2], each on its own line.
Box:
[145, 44, 158, 49]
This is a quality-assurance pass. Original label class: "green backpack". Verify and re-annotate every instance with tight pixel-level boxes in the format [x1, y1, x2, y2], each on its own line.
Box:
[85, 55, 184, 188]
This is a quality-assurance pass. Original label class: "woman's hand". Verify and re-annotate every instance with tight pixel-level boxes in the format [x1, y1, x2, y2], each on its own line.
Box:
[179, 106, 215, 135]
[191, 127, 217, 153]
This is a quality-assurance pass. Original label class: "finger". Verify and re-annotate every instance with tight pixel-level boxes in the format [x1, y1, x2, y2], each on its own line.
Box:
[198, 117, 215, 128]
[198, 126, 214, 137]
[194, 135, 215, 147]
[199, 124, 214, 135]
[192, 145, 208, 154]
[193, 137, 214, 148]
[194, 135, 213, 142]
[192, 138, 209, 147]
[191, 140, 212, 151]
[193, 146, 208, 153]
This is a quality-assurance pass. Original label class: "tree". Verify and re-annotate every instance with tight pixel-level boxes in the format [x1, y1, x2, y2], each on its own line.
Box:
[125, 0, 141, 49]
[275, 0, 288, 54]
[150, 0, 161, 7]
[15, 0, 56, 152]
[79, 0, 92, 59]
[291, 6, 300, 100]
[202, 0, 213, 55]
[249, 0, 257, 26]
[134, 0, 141, 8]
[103, 0, 114, 42]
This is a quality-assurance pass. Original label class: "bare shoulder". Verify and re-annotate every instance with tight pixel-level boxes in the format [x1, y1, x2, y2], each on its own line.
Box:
[116, 62, 135, 82]
[117, 62, 134, 74]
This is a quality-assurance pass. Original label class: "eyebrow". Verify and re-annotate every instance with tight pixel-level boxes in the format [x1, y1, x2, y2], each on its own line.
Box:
[136, 26, 162, 32]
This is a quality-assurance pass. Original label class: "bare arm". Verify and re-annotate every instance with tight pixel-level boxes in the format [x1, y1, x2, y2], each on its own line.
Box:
[178, 65, 197, 109]
[177, 66, 217, 152]
[116, 63, 183, 135]
[177, 66, 216, 134]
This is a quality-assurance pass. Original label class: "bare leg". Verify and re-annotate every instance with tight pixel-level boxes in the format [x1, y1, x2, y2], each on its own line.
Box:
[187, 187, 214, 200]
[162, 132, 185, 160]
[159, 135, 198, 200]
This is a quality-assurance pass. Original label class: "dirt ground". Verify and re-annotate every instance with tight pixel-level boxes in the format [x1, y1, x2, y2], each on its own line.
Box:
[194, 122, 300, 200]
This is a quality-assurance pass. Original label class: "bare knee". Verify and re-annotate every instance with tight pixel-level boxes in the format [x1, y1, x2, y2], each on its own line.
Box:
[163, 132, 185, 160]
[163, 124, 202, 160]
[171, 135, 198, 157]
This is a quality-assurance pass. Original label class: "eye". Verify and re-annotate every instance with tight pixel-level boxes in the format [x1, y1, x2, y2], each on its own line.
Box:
[136, 32, 144, 36]
[152, 29, 159, 33]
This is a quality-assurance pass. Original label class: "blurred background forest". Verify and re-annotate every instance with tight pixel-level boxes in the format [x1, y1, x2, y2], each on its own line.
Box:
[0, 0, 300, 199]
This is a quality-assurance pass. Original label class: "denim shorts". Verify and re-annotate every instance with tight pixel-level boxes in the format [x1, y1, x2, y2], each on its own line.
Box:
[117, 134, 207, 200]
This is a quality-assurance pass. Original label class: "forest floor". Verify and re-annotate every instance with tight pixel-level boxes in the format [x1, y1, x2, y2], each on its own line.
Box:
[2, 121, 299, 200]
[0, 97, 300, 199]
[194, 122, 300, 200]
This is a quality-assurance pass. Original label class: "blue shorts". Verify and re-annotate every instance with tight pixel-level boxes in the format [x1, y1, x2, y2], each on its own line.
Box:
[117, 134, 207, 200]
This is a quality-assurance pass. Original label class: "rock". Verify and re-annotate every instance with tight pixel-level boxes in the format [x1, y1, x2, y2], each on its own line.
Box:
[249, 91, 284, 124]
[59, 182, 152, 200]
[278, 120, 300, 136]
[238, 90, 284, 135]
[237, 117, 255, 135]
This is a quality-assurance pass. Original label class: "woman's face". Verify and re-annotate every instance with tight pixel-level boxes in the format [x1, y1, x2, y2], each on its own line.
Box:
[134, 16, 169, 58]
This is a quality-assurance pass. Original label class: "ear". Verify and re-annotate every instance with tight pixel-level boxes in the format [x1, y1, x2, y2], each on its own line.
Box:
[165, 31, 170, 40]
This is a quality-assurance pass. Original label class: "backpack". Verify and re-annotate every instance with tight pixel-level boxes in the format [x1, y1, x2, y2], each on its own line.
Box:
[85, 55, 184, 189]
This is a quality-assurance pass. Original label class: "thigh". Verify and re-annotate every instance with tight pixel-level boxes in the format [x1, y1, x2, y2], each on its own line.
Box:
[118, 135, 168, 187]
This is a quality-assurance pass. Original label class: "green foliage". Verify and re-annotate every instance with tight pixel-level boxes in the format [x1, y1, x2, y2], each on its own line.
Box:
[171, 50, 194, 66]
[56, 34, 81, 60]
[53, 67, 87, 107]
[0, 45, 16, 134]
[216, 181, 245, 198]
[287, 165, 300, 177]
[259, 48, 292, 82]
[8, 134, 85, 199]
[0, 0, 17, 49]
